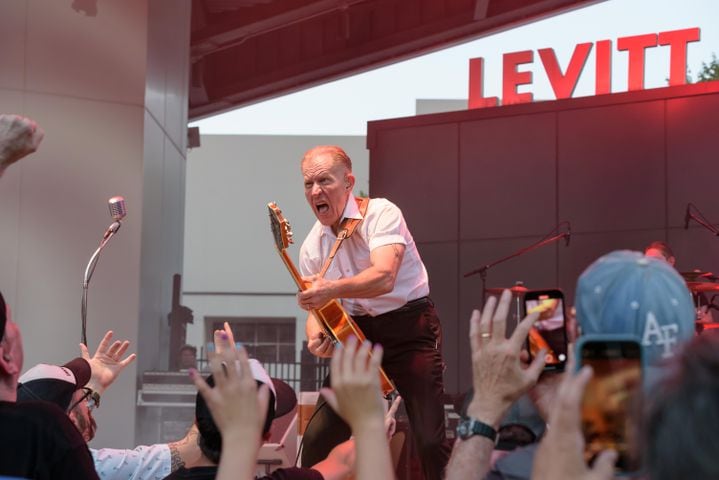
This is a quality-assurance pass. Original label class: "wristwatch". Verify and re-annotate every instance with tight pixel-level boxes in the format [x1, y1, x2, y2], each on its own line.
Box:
[456, 416, 497, 443]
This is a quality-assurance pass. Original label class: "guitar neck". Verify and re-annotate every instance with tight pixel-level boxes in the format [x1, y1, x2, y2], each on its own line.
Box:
[279, 249, 307, 291]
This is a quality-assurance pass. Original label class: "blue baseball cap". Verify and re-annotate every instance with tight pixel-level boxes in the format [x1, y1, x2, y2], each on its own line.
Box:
[575, 250, 695, 368]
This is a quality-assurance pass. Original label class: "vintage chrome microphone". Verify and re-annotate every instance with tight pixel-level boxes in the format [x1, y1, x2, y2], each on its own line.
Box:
[81, 196, 127, 346]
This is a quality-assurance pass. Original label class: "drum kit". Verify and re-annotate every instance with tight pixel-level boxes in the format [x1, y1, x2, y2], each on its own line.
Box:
[681, 269, 719, 333]
[486, 269, 719, 334]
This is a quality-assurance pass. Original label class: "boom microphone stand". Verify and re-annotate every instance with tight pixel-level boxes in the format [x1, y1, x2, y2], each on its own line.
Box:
[685, 203, 719, 237]
[464, 222, 571, 307]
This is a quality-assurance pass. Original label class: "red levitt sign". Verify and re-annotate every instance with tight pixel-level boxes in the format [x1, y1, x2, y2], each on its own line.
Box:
[468, 27, 700, 108]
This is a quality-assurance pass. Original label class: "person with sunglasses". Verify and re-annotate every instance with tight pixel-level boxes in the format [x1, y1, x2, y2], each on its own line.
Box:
[17, 330, 200, 480]
[1, 291, 99, 480]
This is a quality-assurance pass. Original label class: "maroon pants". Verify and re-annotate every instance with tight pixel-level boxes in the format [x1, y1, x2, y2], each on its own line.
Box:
[301, 299, 450, 480]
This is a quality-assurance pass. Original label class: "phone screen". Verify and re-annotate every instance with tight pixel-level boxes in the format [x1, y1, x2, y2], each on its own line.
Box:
[523, 291, 568, 370]
[580, 340, 642, 473]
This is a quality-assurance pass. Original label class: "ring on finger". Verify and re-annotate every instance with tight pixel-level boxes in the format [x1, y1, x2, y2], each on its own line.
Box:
[480, 332, 491, 338]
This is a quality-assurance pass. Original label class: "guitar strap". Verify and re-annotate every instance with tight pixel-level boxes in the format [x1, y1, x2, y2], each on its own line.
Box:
[318, 197, 369, 279]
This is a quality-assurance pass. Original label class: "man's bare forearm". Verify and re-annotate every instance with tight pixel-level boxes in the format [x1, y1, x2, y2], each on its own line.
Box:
[446, 435, 495, 480]
[330, 265, 396, 299]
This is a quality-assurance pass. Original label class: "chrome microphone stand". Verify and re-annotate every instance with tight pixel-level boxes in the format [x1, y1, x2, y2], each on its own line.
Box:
[81, 197, 126, 347]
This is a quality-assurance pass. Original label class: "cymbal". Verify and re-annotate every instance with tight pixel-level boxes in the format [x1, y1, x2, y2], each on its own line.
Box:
[681, 270, 718, 282]
[485, 285, 529, 296]
[686, 282, 719, 293]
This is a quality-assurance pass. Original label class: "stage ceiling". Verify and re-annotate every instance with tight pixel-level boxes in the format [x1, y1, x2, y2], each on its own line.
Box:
[189, 0, 602, 120]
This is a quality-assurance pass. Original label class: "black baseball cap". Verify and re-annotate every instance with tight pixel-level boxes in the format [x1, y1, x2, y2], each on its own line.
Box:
[17, 358, 92, 411]
[195, 358, 297, 449]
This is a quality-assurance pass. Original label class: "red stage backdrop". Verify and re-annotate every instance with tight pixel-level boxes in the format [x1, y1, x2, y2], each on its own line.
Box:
[367, 81, 719, 393]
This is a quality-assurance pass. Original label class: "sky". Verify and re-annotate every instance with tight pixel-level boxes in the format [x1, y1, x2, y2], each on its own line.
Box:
[191, 0, 719, 136]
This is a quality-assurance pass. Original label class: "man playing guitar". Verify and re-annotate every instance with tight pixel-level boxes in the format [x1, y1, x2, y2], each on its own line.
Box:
[297, 145, 450, 480]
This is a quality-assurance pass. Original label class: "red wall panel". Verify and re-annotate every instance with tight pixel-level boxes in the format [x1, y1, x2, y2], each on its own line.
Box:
[667, 94, 719, 226]
[371, 123, 459, 243]
[558, 101, 666, 233]
[368, 81, 719, 393]
[459, 113, 557, 239]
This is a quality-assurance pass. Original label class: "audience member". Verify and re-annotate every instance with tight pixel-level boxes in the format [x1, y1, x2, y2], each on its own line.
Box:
[533, 323, 718, 480]
[445, 290, 545, 479]
[452, 250, 697, 479]
[19, 330, 136, 441]
[531, 359, 616, 480]
[514, 250, 695, 478]
[178, 344, 198, 370]
[17, 330, 201, 480]
[485, 373, 560, 479]
[575, 250, 695, 387]
[176, 330, 355, 480]
[188, 334, 271, 480]
[644, 330, 719, 480]
[0, 290, 99, 479]
[319, 336, 395, 480]
[0, 114, 44, 177]
[17, 358, 92, 417]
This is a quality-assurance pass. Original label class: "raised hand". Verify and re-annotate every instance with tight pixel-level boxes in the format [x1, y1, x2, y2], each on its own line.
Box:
[213, 321, 237, 355]
[81, 330, 136, 394]
[321, 336, 386, 431]
[446, 291, 546, 480]
[320, 336, 393, 480]
[466, 289, 546, 426]
[190, 332, 270, 480]
[385, 395, 402, 439]
[0, 114, 44, 176]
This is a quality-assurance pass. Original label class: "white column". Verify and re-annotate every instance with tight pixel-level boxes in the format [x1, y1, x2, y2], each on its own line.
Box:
[0, 0, 190, 448]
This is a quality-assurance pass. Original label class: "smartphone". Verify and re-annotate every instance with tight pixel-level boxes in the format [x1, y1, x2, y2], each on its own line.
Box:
[522, 289, 568, 371]
[577, 336, 643, 474]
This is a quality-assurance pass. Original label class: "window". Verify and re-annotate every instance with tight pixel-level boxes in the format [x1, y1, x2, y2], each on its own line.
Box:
[205, 316, 296, 363]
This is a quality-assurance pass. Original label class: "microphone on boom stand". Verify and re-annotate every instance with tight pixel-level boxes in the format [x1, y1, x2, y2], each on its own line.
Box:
[81, 196, 127, 346]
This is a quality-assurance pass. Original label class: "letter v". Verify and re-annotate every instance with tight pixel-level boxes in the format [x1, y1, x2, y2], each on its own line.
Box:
[539, 43, 593, 99]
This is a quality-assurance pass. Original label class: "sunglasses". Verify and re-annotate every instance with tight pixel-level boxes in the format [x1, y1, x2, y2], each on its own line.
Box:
[67, 387, 95, 413]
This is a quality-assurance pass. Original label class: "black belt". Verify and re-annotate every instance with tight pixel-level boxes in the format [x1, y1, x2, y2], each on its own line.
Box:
[393, 295, 432, 313]
[352, 296, 432, 318]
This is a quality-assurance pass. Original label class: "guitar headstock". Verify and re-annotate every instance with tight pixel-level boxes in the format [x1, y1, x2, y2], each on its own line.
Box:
[268, 202, 294, 251]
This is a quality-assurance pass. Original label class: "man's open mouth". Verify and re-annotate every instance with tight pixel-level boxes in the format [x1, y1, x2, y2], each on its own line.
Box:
[316, 203, 329, 214]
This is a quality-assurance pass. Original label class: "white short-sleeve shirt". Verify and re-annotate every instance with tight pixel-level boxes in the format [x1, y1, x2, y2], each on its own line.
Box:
[299, 196, 429, 316]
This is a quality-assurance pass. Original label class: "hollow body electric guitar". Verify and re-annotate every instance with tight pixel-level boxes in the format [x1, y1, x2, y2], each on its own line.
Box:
[267, 202, 396, 397]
